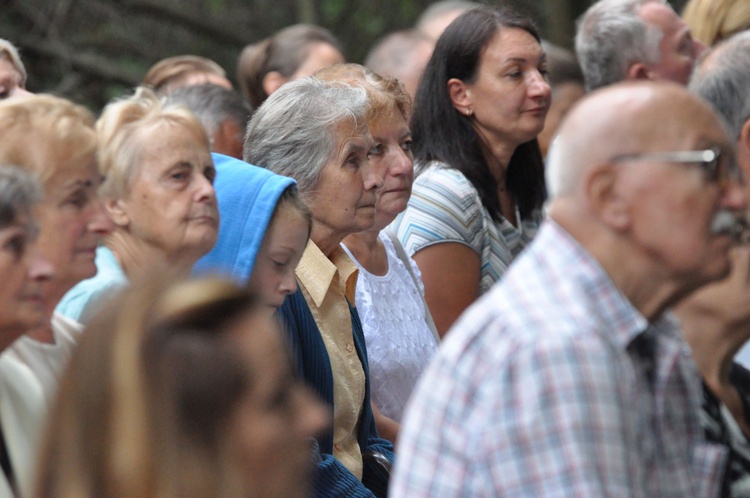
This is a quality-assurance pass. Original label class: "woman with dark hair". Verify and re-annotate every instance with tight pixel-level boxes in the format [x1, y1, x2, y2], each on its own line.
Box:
[237, 24, 345, 108]
[391, 6, 550, 337]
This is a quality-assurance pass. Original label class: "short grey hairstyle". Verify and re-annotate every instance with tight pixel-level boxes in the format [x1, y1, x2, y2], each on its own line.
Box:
[243, 77, 369, 197]
[689, 31, 750, 140]
[575, 0, 666, 91]
[0, 39, 27, 85]
[0, 164, 40, 234]
[165, 84, 252, 139]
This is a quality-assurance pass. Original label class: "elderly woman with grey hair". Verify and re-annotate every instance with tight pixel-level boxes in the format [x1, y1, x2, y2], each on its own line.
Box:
[0, 165, 53, 498]
[244, 77, 392, 498]
[56, 87, 219, 324]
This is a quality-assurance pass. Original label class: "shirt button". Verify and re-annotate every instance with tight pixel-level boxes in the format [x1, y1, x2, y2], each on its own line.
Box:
[346, 343, 354, 353]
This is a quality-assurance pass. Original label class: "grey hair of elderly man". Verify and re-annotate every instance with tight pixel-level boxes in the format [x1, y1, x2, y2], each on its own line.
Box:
[690, 30, 750, 179]
[575, 0, 706, 91]
[166, 83, 252, 160]
[243, 77, 369, 198]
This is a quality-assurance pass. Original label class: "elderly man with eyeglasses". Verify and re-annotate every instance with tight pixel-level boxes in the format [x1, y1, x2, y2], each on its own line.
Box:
[391, 81, 745, 498]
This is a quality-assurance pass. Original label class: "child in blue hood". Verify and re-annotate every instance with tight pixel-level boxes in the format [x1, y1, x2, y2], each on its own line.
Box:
[194, 153, 311, 310]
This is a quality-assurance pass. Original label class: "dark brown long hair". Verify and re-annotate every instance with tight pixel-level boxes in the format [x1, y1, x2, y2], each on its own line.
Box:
[410, 5, 546, 222]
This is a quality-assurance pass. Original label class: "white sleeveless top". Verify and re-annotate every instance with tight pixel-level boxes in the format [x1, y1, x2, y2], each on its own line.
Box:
[342, 231, 438, 422]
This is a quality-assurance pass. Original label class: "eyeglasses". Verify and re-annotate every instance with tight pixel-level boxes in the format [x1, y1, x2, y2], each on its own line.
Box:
[610, 147, 742, 186]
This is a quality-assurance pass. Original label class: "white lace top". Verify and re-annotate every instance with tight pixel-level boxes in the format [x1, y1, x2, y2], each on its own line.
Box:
[342, 231, 438, 422]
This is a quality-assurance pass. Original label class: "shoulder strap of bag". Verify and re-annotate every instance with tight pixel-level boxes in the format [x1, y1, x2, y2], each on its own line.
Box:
[384, 229, 440, 344]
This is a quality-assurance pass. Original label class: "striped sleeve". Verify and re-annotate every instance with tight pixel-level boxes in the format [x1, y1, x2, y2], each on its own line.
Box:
[392, 167, 484, 258]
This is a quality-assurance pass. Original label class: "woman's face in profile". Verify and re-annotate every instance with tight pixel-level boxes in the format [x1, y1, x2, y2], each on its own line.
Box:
[227, 313, 329, 498]
[368, 107, 414, 229]
[35, 158, 111, 291]
[304, 119, 382, 241]
[0, 214, 47, 338]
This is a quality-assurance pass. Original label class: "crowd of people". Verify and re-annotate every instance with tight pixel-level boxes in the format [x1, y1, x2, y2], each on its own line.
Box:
[0, 0, 750, 496]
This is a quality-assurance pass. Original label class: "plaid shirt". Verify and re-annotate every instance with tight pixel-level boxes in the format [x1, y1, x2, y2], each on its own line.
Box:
[390, 221, 726, 498]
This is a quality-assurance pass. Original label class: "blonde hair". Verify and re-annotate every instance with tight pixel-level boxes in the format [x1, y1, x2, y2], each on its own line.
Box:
[35, 275, 262, 498]
[97, 86, 209, 200]
[0, 94, 96, 184]
[315, 63, 412, 125]
[683, 0, 750, 46]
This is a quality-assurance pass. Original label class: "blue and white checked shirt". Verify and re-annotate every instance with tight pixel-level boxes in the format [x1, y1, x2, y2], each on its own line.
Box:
[390, 221, 726, 498]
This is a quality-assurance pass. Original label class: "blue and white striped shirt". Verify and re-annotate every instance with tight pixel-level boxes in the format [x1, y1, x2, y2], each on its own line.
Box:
[391, 162, 539, 295]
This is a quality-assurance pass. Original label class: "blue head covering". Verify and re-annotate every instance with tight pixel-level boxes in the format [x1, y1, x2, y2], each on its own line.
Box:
[193, 153, 297, 283]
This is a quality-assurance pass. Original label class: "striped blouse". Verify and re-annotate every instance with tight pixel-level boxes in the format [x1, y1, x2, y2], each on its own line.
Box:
[390, 161, 540, 295]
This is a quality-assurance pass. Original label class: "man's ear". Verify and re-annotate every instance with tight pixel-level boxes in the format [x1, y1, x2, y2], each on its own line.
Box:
[213, 119, 244, 159]
[105, 198, 129, 227]
[262, 71, 288, 97]
[586, 164, 631, 231]
[626, 62, 653, 81]
[447, 78, 473, 116]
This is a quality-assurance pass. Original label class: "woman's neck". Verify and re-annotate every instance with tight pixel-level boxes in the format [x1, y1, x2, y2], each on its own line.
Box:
[480, 132, 517, 187]
[106, 231, 193, 281]
[342, 229, 388, 277]
[482, 146, 519, 226]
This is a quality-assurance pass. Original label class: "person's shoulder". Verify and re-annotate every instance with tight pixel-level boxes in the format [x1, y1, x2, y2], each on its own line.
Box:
[450, 272, 608, 359]
[415, 162, 476, 194]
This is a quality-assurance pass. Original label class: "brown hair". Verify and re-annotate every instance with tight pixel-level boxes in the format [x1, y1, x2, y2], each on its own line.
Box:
[35, 275, 262, 497]
[315, 63, 412, 126]
[143, 55, 228, 94]
[237, 24, 342, 108]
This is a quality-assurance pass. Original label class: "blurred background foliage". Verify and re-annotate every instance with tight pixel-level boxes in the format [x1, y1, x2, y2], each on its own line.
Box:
[2, 0, 687, 111]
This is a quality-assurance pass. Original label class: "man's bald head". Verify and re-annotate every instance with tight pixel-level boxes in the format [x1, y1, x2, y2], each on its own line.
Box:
[547, 81, 728, 201]
[547, 81, 744, 299]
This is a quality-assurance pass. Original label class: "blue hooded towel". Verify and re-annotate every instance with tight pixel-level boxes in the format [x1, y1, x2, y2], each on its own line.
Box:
[193, 153, 297, 283]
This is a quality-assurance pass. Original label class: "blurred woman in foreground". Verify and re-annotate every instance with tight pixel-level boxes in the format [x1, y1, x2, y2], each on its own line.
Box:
[36, 275, 328, 498]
